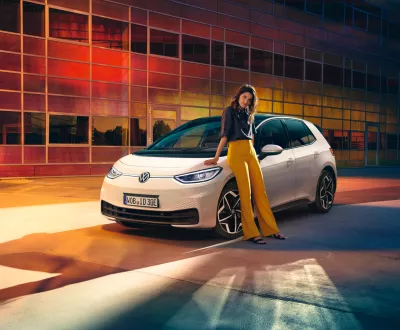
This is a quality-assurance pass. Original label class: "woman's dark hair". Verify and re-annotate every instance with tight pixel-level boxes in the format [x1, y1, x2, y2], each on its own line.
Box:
[230, 84, 259, 124]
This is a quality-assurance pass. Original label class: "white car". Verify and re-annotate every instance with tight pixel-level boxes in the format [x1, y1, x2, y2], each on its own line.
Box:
[100, 114, 337, 239]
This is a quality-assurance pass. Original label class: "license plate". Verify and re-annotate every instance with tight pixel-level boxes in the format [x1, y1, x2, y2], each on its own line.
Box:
[123, 194, 159, 208]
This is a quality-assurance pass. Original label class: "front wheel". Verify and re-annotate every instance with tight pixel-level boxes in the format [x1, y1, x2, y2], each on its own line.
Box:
[212, 182, 243, 240]
[310, 170, 336, 213]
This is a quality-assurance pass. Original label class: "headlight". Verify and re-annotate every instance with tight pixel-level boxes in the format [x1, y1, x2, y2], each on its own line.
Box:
[107, 167, 122, 179]
[174, 167, 222, 184]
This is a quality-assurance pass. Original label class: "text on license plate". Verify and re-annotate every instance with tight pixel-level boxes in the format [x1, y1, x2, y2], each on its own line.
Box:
[124, 194, 159, 208]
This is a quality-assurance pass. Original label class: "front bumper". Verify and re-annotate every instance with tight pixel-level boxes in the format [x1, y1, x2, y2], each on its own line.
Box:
[100, 174, 225, 228]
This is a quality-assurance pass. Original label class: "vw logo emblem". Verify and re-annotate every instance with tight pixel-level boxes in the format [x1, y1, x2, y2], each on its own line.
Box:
[139, 172, 150, 183]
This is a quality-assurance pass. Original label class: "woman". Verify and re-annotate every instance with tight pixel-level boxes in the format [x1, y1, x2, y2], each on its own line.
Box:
[204, 84, 286, 244]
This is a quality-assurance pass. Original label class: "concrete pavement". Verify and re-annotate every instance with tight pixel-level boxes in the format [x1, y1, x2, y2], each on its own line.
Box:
[0, 168, 399, 329]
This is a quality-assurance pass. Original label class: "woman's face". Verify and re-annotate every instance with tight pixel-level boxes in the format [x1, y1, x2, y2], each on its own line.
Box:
[238, 92, 253, 109]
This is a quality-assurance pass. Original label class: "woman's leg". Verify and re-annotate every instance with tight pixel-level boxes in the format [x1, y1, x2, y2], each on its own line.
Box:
[227, 146, 260, 240]
[247, 149, 280, 237]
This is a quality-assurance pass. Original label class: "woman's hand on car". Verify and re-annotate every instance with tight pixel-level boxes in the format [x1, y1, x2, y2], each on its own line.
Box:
[204, 157, 219, 165]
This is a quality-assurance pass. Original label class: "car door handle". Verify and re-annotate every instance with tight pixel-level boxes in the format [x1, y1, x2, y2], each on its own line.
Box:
[287, 158, 294, 165]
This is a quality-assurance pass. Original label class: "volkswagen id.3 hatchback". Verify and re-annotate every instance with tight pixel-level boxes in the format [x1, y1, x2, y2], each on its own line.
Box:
[100, 114, 337, 239]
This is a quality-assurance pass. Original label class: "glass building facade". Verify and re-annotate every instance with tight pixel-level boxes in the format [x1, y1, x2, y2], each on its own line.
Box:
[0, 0, 399, 177]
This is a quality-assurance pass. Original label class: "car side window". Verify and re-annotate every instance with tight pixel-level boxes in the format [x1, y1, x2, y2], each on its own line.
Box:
[284, 119, 315, 148]
[256, 119, 289, 152]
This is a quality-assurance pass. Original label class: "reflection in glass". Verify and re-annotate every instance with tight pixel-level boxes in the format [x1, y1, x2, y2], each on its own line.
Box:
[92, 16, 129, 50]
[24, 112, 45, 145]
[351, 131, 365, 150]
[131, 24, 147, 54]
[49, 8, 89, 43]
[274, 54, 284, 76]
[23, 2, 45, 37]
[153, 119, 175, 142]
[150, 29, 179, 58]
[130, 118, 147, 146]
[49, 115, 89, 144]
[0, 111, 21, 144]
[92, 116, 128, 146]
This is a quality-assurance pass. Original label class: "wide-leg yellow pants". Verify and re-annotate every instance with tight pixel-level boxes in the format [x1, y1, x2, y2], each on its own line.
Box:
[227, 140, 280, 240]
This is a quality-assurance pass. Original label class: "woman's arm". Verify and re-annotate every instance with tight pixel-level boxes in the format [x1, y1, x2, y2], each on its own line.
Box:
[204, 136, 227, 165]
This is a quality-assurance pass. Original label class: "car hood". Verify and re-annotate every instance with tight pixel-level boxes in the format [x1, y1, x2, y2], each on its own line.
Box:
[116, 154, 228, 176]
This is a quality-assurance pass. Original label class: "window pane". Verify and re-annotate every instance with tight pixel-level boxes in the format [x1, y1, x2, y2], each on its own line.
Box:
[92, 116, 129, 146]
[92, 16, 129, 50]
[305, 61, 321, 82]
[353, 10, 367, 30]
[323, 64, 342, 86]
[0, 111, 21, 144]
[48, 0, 89, 12]
[286, 0, 304, 11]
[353, 71, 366, 90]
[0, 0, 20, 33]
[226, 44, 248, 70]
[24, 55, 45, 74]
[257, 119, 289, 151]
[150, 29, 179, 58]
[131, 24, 147, 54]
[388, 78, 398, 95]
[24, 74, 45, 93]
[285, 56, 304, 80]
[367, 74, 380, 93]
[324, 0, 344, 22]
[49, 9, 89, 43]
[182, 34, 210, 65]
[251, 49, 273, 74]
[351, 131, 364, 150]
[24, 93, 45, 111]
[323, 129, 343, 149]
[48, 95, 90, 115]
[368, 15, 381, 34]
[211, 40, 224, 66]
[23, 2, 45, 37]
[24, 112, 45, 145]
[284, 119, 310, 147]
[0, 71, 20, 91]
[48, 77, 90, 97]
[306, 0, 322, 15]
[344, 68, 351, 88]
[48, 59, 90, 80]
[387, 134, 397, 150]
[274, 54, 284, 76]
[48, 40, 89, 62]
[49, 115, 89, 144]
[130, 118, 147, 146]
[0, 52, 21, 71]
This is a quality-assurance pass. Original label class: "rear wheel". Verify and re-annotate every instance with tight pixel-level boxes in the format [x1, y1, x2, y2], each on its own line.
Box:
[212, 181, 243, 240]
[310, 170, 336, 213]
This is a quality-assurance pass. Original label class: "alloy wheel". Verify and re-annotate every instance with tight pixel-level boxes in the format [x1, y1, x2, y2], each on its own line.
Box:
[217, 189, 242, 235]
[319, 175, 335, 210]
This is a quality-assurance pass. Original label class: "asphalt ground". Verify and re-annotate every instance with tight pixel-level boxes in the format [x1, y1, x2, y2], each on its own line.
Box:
[0, 167, 399, 329]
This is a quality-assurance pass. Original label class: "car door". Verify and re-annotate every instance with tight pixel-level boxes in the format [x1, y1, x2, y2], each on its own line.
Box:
[282, 118, 318, 201]
[255, 119, 296, 208]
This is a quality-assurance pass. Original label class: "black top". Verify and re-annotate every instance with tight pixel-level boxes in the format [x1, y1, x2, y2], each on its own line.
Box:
[220, 106, 256, 142]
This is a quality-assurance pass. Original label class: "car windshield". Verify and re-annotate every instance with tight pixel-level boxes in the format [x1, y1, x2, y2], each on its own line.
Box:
[149, 120, 222, 151]
[133, 115, 271, 157]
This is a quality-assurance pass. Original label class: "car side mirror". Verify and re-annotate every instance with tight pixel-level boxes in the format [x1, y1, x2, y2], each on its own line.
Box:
[258, 144, 283, 161]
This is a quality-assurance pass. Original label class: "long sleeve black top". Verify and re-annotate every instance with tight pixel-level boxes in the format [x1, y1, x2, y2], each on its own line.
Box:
[220, 106, 256, 142]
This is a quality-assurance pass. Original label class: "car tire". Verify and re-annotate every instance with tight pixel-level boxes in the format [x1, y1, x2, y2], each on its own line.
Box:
[212, 181, 244, 240]
[310, 170, 336, 213]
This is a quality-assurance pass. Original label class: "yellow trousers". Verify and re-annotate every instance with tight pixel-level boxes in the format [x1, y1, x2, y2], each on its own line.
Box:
[227, 140, 280, 240]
